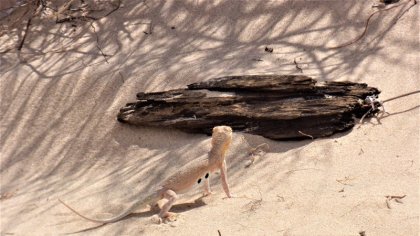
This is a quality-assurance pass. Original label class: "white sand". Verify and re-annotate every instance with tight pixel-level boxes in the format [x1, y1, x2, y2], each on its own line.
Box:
[0, 1, 418, 235]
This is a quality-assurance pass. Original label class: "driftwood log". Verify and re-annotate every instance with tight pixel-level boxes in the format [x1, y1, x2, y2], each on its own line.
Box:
[117, 75, 380, 140]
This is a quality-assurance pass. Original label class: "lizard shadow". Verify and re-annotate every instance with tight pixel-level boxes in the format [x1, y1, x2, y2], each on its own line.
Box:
[167, 196, 208, 213]
[61, 197, 208, 234]
[126, 196, 208, 219]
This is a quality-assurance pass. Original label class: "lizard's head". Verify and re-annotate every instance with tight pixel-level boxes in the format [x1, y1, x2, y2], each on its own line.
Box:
[211, 126, 233, 150]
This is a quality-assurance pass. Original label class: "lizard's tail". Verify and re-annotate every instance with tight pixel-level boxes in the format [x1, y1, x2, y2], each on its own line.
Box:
[58, 193, 157, 224]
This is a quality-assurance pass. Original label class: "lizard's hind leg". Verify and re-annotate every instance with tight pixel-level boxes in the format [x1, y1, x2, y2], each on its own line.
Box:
[158, 189, 178, 221]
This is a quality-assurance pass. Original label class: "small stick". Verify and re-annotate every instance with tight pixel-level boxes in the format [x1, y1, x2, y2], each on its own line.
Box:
[358, 107, 373, 126]
[242, 188, 263, 213]
[392, 0, 417, 24]
[293, 58, 303, 73]
[218, 230, 221, 236]
[103, 0, 121, 18]
[328, 0, 410, 49]
[336, 176, 355, 186]
[244, 153, 262, 168]
[90, 22, 109, 63]
[17, 17, 32, 50]
[385, 195, 406, 209]
[249, 143, 269, 155]
[385, 197, 392, 209]
[244, 143, 269, 168]
[298, 131, 313, 139]
[394, 198, 404, 203]
[385, 195, 406, 199]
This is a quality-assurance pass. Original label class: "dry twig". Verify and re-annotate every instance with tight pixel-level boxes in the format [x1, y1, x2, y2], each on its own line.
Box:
[358, 107, 373, 125]
[385, 194, 406, 208]
[242, 188, 263, 213]
[89, 22, 109, 63]
[242, 137, 270, 168]
[17, 17, 32, 50]
[293, 58, 303, 73]
[329, 0, 416, 49]
[55, 0, 121, 23]
[298, 131, 313, 139]
[336, 176, 355, 186]
[17, 0, 40, 50]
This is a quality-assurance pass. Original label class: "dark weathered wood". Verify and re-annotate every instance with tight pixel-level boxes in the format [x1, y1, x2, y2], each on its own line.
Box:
[117, 75, 380, 140]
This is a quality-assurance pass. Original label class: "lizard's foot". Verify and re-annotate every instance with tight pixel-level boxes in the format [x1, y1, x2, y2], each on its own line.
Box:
[223, 193, 235, 199]
[151, 213, 178, 224]
[151, 214, 163, 224]
[162, 212, 178, 222]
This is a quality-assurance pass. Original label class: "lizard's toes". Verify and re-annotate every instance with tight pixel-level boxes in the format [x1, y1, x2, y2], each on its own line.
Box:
[151, 214, 163, 224]
[163, 212, 178, 222]
[223, 193, 235, 199]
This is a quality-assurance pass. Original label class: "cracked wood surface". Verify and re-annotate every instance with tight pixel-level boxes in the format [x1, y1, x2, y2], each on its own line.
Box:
[117, 75, 380, 140]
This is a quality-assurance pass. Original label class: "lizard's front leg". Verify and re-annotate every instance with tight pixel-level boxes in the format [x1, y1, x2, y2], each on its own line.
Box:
[220, 160, 232, 198]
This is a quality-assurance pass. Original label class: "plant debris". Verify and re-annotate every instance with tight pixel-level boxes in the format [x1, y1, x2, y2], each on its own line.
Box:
[264, 46, 273, 53]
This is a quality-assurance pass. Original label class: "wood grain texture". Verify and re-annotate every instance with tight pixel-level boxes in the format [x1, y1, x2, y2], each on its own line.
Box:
[117, 75, 380, 140]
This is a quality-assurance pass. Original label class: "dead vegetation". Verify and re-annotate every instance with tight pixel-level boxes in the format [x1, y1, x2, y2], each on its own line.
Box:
[0, 0, 121, 52]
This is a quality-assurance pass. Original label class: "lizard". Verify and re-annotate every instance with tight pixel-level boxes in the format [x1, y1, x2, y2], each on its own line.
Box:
[59, 125, 234, 224]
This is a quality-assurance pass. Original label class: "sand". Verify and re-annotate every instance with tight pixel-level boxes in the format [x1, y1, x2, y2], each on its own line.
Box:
[0, 0, 419, 235]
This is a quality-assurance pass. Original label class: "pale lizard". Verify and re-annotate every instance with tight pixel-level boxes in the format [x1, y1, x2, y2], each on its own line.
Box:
[59, 125, 234, 223]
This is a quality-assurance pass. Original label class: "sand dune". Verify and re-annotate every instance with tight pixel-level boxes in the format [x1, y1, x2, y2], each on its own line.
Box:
[0, 1, 418, 235]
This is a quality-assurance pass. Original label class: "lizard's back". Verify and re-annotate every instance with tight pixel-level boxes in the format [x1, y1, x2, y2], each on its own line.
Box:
[161, 156, 213, 193]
